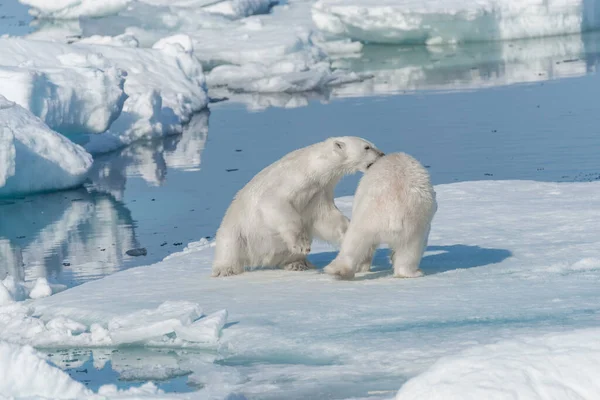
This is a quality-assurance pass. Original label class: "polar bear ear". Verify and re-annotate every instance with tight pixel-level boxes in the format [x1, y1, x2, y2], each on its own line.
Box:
[333, 140, 346, 157]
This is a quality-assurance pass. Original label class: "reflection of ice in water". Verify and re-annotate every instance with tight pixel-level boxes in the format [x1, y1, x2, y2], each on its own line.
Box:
[46, 347, 201, 393]
[0, 110, 209, 285]
[89, 110, 209, 200]
[0, 191, 137, 285]
[208, 32, 600, 110]
[332, 32, 600, 97]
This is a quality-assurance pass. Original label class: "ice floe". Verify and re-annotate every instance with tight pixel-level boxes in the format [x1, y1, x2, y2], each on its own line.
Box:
[313, 0, 600, 45]
[0, 96, 93, 197]
[0, 36, 208, 154]
[8, 180, 600, 398]
[0, 300, 227, 348]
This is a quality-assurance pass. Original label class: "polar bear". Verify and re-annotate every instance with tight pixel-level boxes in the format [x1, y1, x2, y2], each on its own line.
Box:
[324, 152, 437, 280]
[212, 137, 384, 277]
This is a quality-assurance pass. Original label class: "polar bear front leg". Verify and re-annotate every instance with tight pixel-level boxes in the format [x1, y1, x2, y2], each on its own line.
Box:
[261, 200, 311, 256]
[312, 204, 349, 245]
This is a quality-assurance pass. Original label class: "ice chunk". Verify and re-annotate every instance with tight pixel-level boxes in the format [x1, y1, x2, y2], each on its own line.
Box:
[20, 0, 131, 19]
[0, 37, 208, 154]
[313, 0, 600, 44]
[0, 341, 90, 399]
[174, 309, 228, 343]
[0, 64, 126, 136]
[108, 301, 202, 344]
[0, 300, 222, 349]
[396, 328, 600, 399]
[28, 277, 54, 299]
[0, 96, 92, 196]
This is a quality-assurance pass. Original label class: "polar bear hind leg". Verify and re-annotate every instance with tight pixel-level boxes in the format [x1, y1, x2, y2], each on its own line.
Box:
[389, 226, 429, 278]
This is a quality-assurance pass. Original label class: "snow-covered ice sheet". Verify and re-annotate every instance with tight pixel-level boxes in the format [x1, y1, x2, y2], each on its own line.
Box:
[0, 96, 93, 197]
[312, 0, 600, 44]
[396, 327, 600, 399]
[0, 37, 208, 153]
[7, 180, 600, 398]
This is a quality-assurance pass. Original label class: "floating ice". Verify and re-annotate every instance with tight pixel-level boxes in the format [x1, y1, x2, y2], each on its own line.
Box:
[20, 0, 131, 19]
[0, 37, 208, 154]
[22, 0, 364, 95]
[0, 341, 90, 399]
[0, 276, 66, 305]
[312, 0, 600, 45]
[0, 300, 227, 348]
[396, 328, 600, 399]
[0, 96, 93, 197]
[0, 340, 171, 399]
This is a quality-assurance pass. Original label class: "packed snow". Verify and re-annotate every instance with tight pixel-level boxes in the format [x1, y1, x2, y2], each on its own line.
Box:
[0, 180, 597, 398]
[397, 328, 600, 399]
[0, 96, 93, 197]
[312, 0, 600, 45]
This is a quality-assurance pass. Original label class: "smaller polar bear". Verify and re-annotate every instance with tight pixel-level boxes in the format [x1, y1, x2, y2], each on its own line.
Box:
[324, 152, 437, 280]
[212, 137, 384, 277]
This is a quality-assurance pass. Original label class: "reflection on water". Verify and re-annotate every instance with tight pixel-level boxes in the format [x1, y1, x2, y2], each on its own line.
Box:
[215, 31, 600, 109]
[0, 111, 209, 286]
[332, 32, 600, 97]
[46, 347, 211, 393]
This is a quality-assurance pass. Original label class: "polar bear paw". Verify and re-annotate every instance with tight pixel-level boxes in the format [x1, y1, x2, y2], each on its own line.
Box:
[212, 266, 244, 277]
[284, 259, 315, 271]
[393, 268, 424, 278]
[324, 262, 355, 280]
[290, 234, 311, 255]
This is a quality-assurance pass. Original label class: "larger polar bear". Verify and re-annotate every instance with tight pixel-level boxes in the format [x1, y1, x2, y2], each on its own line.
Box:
[212, 137, 384, 277]
[325, 152, 437, 280]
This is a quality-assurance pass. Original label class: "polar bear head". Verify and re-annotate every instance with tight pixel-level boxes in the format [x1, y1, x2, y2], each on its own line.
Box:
[329, 136, 384, 173]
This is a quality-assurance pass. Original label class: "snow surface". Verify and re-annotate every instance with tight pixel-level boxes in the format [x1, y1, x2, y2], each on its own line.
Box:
[0, 96, 93, 197]
[3, 180, 599, 398]
[312, 0, 600, 45]
[397, 327, 600, 399]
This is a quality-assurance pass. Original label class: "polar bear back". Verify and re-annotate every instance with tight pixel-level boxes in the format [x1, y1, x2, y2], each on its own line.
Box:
[352, 153, 436, 233]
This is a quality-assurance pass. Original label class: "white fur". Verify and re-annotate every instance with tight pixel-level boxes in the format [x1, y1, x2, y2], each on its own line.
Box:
[324, 152, 437, 280]
[212, 136, 384, 277]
